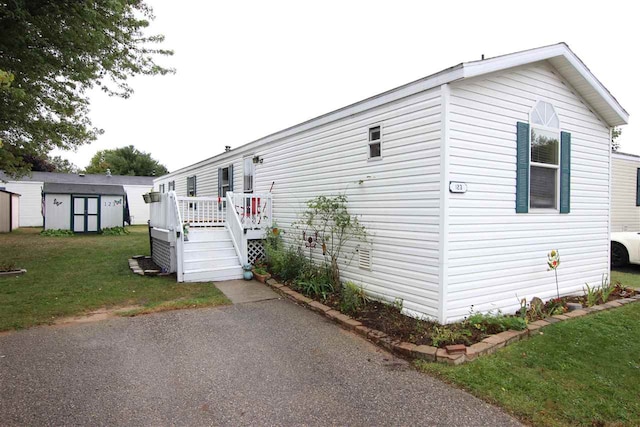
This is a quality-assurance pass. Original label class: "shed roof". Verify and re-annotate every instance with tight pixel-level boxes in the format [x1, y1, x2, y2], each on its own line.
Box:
[0, 171, 154, 186]
[0, 189, 21, 196]
[158, 42, 629, 181]
[43, 182, 126, 196]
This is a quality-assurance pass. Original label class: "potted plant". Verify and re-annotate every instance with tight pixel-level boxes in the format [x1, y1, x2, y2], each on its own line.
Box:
[252, 263, 271, 283]
[149, 191, 162, 203]
[182, 223, 190, 241]
[242, 264, 254, 281]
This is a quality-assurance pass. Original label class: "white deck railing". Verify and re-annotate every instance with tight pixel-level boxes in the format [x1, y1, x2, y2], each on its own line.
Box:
[177, 196, 226, 227]
[149, 191, 273, 280]
[230, 192, 273, 229]
[226, 192, 247, 266]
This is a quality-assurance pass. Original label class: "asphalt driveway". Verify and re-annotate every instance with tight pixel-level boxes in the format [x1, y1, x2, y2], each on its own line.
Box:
[0, 296, 521, 426]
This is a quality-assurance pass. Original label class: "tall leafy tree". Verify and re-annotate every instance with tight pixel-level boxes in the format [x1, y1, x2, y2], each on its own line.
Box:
[85, 145, 168, 176]
[0, 0, 174, 177]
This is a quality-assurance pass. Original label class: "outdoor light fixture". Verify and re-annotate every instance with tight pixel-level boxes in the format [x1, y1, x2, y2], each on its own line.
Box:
[252, 155, 263, 164]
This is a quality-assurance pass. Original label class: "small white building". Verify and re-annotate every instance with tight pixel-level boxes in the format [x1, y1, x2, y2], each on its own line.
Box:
[0, 189, 20, 233]
[152, 43, 628, 323]
[42, 183, 128, 232]
[0, 171, 154, 227]
[611, 152, 640, 232]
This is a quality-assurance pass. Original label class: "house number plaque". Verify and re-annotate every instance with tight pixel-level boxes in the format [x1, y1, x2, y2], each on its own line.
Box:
[449, 181, 467, 193]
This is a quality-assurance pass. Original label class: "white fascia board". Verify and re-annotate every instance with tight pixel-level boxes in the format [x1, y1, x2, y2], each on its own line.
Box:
[156, 67, 465, 181]
[612, 151, 640, 162]
[462, 43, 629, 126]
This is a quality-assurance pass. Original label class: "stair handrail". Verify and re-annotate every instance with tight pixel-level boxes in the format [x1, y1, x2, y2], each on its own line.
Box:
[169, 190, 185, 282]
[226, 192, 247, 266]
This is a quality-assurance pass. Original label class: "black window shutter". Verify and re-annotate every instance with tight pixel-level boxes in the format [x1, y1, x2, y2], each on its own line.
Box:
[516, 122, 530, 213]
[217, 168, 222, 197]
[560, 132, 571, 214]
[229, 164, 234, 192]
[193, 176, 197, 196]
[636, 168, 640, 206]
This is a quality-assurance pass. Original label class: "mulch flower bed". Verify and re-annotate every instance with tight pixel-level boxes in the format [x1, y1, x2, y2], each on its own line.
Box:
[267, 274, 639, 364]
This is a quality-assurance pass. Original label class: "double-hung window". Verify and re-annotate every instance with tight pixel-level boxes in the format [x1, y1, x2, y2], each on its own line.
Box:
[516, 100, 571, 214]
[530, 102, 560, 209]
[168, 181, 175, 191]
[368, 126, 382, 159]
[243, 157, 254, 193]
[187, 176, 196, 197]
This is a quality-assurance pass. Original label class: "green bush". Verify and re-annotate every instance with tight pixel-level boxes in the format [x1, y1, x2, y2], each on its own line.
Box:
[100, 226, 129, 235]
[269, 246, 307, 283]
[40, 229, 75, 237]
[340, 281, 369, 315]
[467, 310, 527, 334]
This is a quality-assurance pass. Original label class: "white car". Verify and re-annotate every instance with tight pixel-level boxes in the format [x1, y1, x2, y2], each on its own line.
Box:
[611, 232, 640, 267]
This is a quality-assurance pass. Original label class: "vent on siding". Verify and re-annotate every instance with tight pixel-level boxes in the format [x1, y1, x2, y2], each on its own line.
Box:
[358, 247, 372, 270]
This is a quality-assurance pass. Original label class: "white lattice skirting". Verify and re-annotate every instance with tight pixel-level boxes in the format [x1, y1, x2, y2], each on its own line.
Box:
[248, 240, 266, 265]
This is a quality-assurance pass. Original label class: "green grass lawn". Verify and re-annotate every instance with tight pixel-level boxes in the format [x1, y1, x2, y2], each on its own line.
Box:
[0, 226, 229, 331]
[611, 265, 640, 289]
[417, 303, 640, 426]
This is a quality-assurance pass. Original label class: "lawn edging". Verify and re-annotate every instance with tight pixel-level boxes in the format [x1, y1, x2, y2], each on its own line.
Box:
[265, 278, 640, 364]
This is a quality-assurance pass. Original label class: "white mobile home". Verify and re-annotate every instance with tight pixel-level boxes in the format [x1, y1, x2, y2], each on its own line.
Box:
[152, 43, 628, 323]
[611, 152, 640, 232]
[0, 171, 154, 227]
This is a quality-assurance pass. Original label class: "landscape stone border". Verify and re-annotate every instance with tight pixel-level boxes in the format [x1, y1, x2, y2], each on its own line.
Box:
[128, 255, 170, 277]
[0, 269, 27, 277]
[265, 278, 640, 365]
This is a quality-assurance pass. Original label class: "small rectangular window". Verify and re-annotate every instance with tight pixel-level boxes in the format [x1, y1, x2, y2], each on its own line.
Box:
[368, 126, 381, 159]
[187, 176, 197, 197]
[159, 184, 165, 193]
[168, 181, 175, 191]
[243, 157, 254, 193]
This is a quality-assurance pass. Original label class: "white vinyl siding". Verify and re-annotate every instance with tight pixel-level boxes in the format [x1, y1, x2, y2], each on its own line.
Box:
[156, 88, 442, 318]
[123, 185, 152, 225]
[2, 181, 43, 227]
[611, 153, 640, 232]
[43, 194, 71, 230]
[444, 62, 611, 322]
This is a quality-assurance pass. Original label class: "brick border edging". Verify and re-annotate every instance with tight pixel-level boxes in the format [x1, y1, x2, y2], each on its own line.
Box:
[265, 278, 640, 365]
[128, 256, 171, 277]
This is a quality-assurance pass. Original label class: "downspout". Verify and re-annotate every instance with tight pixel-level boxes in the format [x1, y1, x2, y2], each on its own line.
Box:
[437, 83, 451, 324]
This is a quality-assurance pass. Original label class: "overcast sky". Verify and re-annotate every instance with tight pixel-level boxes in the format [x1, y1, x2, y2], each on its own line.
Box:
[54, 0, 638, 173]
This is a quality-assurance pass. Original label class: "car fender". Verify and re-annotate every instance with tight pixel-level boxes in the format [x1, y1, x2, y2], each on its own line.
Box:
[611, 232, 640, 264]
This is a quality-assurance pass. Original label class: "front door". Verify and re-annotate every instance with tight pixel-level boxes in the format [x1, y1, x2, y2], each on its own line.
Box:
[73, 196, 99, 233]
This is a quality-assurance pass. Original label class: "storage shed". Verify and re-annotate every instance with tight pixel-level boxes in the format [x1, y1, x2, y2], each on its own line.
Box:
[0, 171, 154, 227]
[153, 43, 629, 323]
[0, 189, 20, 233]
[43, 183, 126, 232]
[611, 152, 640, 232]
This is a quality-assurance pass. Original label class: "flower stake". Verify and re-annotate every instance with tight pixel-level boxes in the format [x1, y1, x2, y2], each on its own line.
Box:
[547, 249, 561, 299]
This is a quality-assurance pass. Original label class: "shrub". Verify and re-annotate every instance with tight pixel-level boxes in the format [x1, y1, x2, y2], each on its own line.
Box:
[100, 226, 129, 235]
[40, 229, 75, 237]
[340, 281, 369, 315]
[296, 276, 334, 300]
[269, 246, 307, 283]
[467, 310, 527, 334]
[431, 326, 472, 347]
[294, 194, 367, 288]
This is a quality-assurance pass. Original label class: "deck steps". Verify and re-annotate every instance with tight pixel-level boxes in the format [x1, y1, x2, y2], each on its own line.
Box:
[182, 228, 243, 282]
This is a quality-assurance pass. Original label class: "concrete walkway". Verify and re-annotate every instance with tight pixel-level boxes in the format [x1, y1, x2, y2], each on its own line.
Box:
[215, 279, 279, 304]
[0, 296, 521, 426]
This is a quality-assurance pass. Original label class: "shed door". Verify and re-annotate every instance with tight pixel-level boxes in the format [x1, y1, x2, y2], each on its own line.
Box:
[73, 197, 99, 233]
